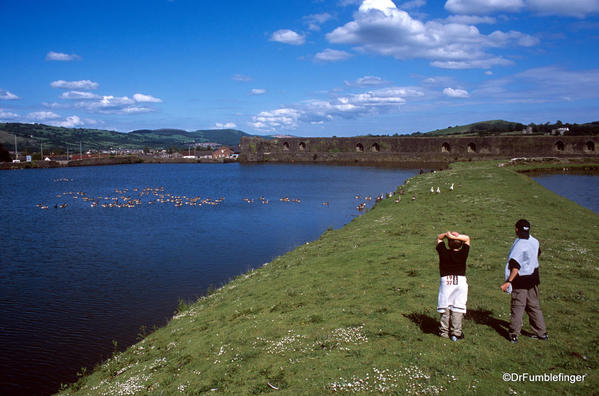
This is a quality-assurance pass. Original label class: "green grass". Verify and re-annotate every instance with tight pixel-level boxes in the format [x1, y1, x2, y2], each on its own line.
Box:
[58, 161, 598, 395]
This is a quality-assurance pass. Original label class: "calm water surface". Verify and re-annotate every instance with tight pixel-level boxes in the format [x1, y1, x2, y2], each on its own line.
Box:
[0, 163, 416, 395]
[533, 174, 599, 213]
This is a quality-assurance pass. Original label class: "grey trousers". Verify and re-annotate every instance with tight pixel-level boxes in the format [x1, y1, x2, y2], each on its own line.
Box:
[439, 310, 464, 337]
[509, 285, 547, 337]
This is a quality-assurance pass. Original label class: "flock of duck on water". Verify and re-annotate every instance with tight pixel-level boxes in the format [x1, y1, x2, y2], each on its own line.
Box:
[35, 186, 395, 211]
[36, 179, 457, 211]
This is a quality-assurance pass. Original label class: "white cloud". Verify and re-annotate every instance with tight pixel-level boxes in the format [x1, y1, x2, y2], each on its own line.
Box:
[250, 85, 425, 131]
[250, 108, 303, 131]
[345, 75, 389, 86]
[446, 15, 497, 24]
[51, 115, 84, 128]
[431, 58, 512, 69]
[487, 30, 539, 47]
[270, 29, 306, 45]
[326, 0, 537, 69]
[232, 74, 252, 81]
[133, 93, 162, 103]
[0, 89, 20, 100]
[485, 70, 494, 75]
[445, 0, 599, 17]
[399, 0, 427, 10]
[445, 0, 525, 14]
[314, 48, 353, 62]
[443, 87, 470, 97]
[215, 122, 238, 129]
[304, 13, 333, 31]
[60, 91, 100, 100]
[251, 88, 267, 95]
[45, 51, 81, 61]
[50, 80, 99, 90]
[527, 0, 599, 18]
[474, 66, 599, 103]
[74, 95, 154, 114]
[28, 111, 60, 121]
[0, 109, 19, 119]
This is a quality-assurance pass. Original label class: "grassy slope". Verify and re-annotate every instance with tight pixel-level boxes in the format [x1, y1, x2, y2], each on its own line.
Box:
[59, 161, 598, 395]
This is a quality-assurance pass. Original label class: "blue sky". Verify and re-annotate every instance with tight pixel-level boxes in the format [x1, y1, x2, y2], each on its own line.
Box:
[1, 0, 599, 137]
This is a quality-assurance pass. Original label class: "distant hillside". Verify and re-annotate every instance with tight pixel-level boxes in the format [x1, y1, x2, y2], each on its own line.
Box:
[0, 123, 262, 152]
[189, 129, 253, 146]
[422, 120, 599, 136]
[423, 120, 527, 136]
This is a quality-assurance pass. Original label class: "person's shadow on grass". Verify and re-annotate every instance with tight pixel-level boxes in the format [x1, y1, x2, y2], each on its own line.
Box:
[404, 309, 532, 340]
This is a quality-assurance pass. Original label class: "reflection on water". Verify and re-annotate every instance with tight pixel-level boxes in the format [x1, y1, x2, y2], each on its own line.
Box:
[533, 174, 599, 213]
[0, 163, 416, 395]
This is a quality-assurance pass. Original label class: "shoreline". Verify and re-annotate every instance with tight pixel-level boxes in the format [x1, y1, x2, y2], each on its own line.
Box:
[3, 155, 599, 172]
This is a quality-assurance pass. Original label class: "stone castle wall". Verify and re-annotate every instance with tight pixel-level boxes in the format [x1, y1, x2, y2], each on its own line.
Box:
[240, 136, 598, 165]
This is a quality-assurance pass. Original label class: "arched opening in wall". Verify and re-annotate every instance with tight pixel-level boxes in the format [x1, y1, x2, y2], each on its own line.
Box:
[299, 142, 306, 151]
[554, 141, 565, 152]
[356, 143, 364, 152]
[441, 143, 451, 153]
[371, 143, 380, 152]
[282, 142, 290, 151]
[585, 141, 595, 152]
[467, 142, 476, 153]
[313, 154, 318, 161]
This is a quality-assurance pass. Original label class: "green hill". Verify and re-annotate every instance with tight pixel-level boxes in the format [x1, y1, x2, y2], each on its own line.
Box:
[423, 120, 599, 136]
[424, 120, 527, 136]
[0, 123, 259, 152]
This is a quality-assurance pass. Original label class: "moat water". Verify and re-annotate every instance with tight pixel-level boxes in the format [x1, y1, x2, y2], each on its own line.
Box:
[532, 174, 599, 213]
[0, 163, 417, 395]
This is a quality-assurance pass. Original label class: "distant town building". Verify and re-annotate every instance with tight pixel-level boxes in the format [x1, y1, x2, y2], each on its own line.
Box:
[196, 142, 222, 149]
[522, 126, 534, 134]
[212, 147, 233, 159]
[551, 127, 569, 136]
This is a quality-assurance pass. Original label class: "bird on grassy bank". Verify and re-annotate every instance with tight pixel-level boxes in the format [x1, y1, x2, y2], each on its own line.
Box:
[450, 183, 454, 191]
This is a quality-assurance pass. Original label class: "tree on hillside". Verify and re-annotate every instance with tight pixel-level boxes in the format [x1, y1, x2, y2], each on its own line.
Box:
[0, 143, 12, 162]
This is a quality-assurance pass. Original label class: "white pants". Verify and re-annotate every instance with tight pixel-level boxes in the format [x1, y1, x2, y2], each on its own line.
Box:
[437, 275, 468, 314]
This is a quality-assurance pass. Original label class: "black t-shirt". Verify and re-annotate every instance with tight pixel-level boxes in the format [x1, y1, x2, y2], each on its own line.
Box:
[436, 242, 469, 277]
[508, 259, 540, 289]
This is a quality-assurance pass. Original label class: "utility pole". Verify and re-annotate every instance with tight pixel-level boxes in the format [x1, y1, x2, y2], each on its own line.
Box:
[40, 143, 43, 161]
[14, 135, 18, 161]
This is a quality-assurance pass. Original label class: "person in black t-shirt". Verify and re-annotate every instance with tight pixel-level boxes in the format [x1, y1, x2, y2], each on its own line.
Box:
[436, 231, 471, 341]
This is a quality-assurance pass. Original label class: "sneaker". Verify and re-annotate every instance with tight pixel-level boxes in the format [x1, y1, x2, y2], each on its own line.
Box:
[530, 333, 549, 340]
[509, 335, 518, 343]
[450, 335, 459, 342]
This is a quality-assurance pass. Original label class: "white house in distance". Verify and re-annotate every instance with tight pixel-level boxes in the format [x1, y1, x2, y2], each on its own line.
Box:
[212, 147, 234, 159]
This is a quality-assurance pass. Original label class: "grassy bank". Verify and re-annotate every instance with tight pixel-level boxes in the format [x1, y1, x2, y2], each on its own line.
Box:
[58, 161, 598, 395]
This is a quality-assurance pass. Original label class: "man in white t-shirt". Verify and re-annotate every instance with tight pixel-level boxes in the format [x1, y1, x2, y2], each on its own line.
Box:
[501, 219, 548, 343]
